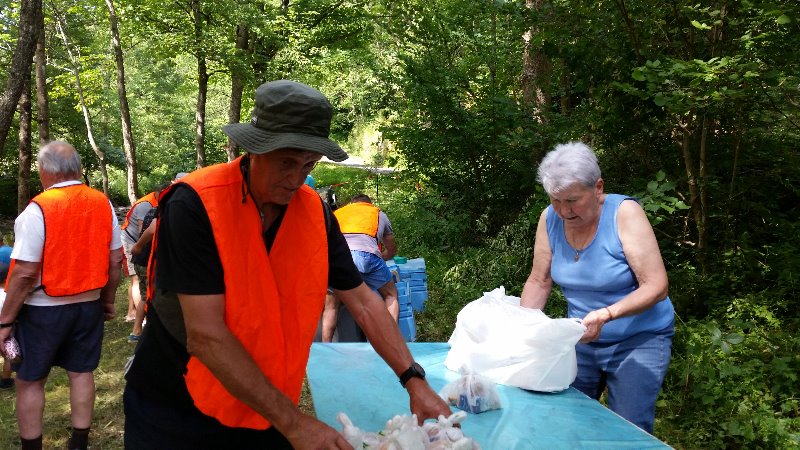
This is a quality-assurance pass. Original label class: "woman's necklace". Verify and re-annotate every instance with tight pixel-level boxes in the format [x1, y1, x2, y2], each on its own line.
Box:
[570, 230, 592, 262]
[568, 215, 600, 262]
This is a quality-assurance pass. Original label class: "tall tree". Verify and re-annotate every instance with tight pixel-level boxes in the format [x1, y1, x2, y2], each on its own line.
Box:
[226, 22, 249, 161]
[0, 0, 43, 154]
[54, 10, 109, 194]
[34, 5, 50, 146]
[521, 0, 550, 122]
[105, 0, 140, 203]
[193, 0, 208, 169]
[17, 76, 33, 213]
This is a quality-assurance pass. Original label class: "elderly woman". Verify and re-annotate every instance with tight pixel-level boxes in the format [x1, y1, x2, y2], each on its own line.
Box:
[521, 142, 675, 434]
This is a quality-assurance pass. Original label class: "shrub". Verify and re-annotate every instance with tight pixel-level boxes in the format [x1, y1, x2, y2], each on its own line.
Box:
[659, 293, 800, 448]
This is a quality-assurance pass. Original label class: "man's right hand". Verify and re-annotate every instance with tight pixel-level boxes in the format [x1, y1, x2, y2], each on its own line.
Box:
[102, 302, 116, 321]
[281, 414, 353, 450]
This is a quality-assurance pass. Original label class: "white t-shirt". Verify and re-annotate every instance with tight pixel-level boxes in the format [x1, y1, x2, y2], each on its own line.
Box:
[10, 180, 122, 306]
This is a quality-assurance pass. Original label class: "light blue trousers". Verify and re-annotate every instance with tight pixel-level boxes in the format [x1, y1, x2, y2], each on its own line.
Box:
[572, 329, 674, 434]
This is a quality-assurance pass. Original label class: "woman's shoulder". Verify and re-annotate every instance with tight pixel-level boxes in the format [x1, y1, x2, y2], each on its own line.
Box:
[615, 196, 650, 230]
[604, 193, 637, 205]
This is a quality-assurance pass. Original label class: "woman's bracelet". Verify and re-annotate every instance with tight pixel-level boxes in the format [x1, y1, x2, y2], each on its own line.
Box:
[603, 306, 614, 322]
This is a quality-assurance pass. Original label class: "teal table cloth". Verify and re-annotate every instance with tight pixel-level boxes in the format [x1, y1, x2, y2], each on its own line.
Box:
[306, 342, 671, 449]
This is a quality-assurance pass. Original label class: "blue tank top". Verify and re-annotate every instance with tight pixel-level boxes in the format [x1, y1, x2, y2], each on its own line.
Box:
[546, 193, 674, 342]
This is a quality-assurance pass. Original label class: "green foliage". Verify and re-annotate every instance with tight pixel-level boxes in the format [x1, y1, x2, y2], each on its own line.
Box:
[635, 170, 690, 227]
[660, 297, 800, 448]
[378, 0, 542, 236]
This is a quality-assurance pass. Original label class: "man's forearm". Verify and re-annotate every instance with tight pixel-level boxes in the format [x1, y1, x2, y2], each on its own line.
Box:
[187, 322, 305, 432]
[0, 263, 39, 324]
[340, 284, 414, 376]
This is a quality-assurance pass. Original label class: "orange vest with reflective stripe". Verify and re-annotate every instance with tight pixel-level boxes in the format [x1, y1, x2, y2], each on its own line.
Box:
[334, 202, 380, 238]
[121, 191, 158, 231]
[30, 184, 112, 297]
[162, 157, 328, 429]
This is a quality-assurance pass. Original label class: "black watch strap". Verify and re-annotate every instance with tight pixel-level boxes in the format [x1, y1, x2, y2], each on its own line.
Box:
[399, 362, 426, 387]
[0, 322, 13, 329]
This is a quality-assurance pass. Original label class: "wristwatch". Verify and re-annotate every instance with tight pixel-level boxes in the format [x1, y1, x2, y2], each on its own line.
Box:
[399, 362, 426, 387]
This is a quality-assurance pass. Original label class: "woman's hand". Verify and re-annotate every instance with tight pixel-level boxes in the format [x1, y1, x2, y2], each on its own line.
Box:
[580, 308, 612, 343]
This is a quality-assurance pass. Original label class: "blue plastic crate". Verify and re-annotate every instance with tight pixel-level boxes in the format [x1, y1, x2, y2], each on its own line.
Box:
[399, 291, 412, 308]
[396, 280, 410, 295]
[407, 279, 427, 289]
[410, 289, 428, 312]
[401, 271, 428, 282]
[399, 303, 414, 317]
[398, 315, 416, 342]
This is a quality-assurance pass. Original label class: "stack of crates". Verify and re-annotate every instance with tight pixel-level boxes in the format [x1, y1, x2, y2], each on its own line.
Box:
[394, 277, 415, 342]
[397, 258, 428, 312]
[386, 257, 428, 342]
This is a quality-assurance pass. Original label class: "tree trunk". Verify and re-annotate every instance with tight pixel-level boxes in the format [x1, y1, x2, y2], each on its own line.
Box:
[193, 0, 207, 168]
[227, 23, 249, 162]
[521, 0, 550, 123]
[18, 76, 33, 213]
[55, 13, 109, 194]
[35, 7, 49, 146]
[196, 63, 208, 169]
[697, 116, 709, 264]
[612, 0, 642, 63]
[105, 0, 139, 203]
[0, 0, 43, 155]
[679, 114, 707, 274]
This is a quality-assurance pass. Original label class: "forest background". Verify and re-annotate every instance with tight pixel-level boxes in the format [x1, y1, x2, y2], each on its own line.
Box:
[0, 0, 798, 448]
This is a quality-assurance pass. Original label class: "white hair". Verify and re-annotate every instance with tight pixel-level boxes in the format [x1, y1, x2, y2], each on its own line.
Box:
[536, 141, 601, 195]
[38, 140, 82, 179]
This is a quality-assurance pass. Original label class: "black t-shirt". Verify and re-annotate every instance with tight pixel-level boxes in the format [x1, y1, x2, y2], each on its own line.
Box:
[155, 185, 362, 294]
[126, 174, 363, 422]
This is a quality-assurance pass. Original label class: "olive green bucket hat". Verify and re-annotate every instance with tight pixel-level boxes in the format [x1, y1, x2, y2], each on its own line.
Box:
[222, 80, 349, 162]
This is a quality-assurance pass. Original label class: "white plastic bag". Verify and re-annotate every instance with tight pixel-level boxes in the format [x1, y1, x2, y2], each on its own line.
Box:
[445, 287, 586, 392]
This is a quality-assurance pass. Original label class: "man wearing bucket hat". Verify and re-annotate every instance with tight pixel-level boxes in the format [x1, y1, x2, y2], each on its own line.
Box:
[123, 80, 450, 449]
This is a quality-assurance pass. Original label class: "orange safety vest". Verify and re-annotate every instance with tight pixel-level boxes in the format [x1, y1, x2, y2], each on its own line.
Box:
[13, 184, 112, 297]
[154, 157, 328, 429]
[120, 191, 158, 232]
[334, 202, 380, 238]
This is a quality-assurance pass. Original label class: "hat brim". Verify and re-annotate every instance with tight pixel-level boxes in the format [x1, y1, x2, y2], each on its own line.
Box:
[222, 123, 349, 162]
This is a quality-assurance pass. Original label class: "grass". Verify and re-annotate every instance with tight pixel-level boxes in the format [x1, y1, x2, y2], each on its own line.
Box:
[1, 281, 132, 449]
[0, 279, 317, 449]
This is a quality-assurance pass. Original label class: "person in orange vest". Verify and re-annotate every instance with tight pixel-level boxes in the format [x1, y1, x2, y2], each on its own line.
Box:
[120, 189, 158, 325]
[123, 187, 164, 343]
[122, 80, 450, 449]
[322, 194, 399, 342]
[128, 173, 188, 324]
[0, 141, 124, 450]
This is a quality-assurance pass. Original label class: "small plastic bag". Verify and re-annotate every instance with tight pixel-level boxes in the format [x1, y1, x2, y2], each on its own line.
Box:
[438, 372, 501, 414]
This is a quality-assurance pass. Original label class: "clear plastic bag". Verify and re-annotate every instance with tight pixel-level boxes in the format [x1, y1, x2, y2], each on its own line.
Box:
[438, 373, 501, 414]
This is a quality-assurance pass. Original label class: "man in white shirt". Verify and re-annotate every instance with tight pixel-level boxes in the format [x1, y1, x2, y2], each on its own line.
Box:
[0, 141, 123, 450]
